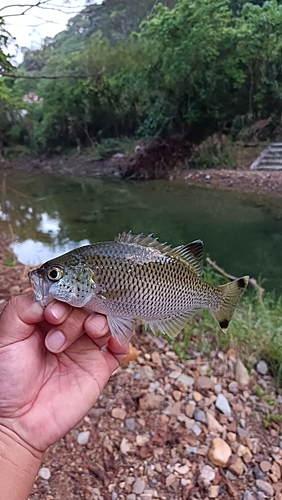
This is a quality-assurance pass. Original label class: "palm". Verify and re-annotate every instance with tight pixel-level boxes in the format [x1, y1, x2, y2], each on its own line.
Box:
[0, 316, 116, 452]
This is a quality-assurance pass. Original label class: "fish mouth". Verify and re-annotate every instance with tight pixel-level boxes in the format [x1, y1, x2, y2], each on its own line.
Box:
[28, 269, 54, 306]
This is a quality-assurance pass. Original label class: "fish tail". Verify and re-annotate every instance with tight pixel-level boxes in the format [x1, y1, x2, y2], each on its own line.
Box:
[210, 276, 249, 333]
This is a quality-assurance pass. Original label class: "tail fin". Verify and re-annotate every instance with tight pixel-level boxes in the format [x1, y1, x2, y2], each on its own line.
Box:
[210, 276, 249, 333]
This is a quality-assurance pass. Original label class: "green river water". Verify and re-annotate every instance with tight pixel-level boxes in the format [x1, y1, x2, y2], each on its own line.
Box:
[1, 170, 282, 292]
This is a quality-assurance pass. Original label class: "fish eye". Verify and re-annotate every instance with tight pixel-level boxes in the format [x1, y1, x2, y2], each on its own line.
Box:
[47, 266, 64, 282]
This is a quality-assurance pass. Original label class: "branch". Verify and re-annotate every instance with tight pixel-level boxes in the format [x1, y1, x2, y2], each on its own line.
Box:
[0, 71, 99, 79]
[206, 256, 265, 299]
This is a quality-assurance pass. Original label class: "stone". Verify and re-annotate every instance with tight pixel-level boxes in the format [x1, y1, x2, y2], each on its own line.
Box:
[215, 394, 232, 416]
[136, 435, 150, 446]
[111, 408, 126, 420]
[127, 495, 136, 500]
[253, 466, 265, 480]
[173, 390, 182, 401]
[166, 474, 177, 487]
[193, 407, 206, 423]
[243, 492, 256, 500]
[177, 413, 194, 430]
[169, 370, 182, 379]
[198, 465, 215, 487]
[214, 384, 222, 394]
[176, 373, 194, 388]
[38, 467, 51, 480]
[185, 402, 196, 418]
[77, 431, 90, 445]
[235, 359, 250, 385]
[125, 418, 135, 431]
[133, 478, 146, 495]
[193, 391, 203, 402]
[140, 392, 164, 410]
[152, 351, 162, 365]
[139, 365, 155, 381]
[208, 438, 232, 467]
[174, 464, 189, 475]
[256, 360, 268, 375]
[195, 376, 213, 390]
[228, 456, 244, 476]
[120, 438, 131, 454]
[227, 432, 236, 442]
[228, 381, 239, 395]
[209, 485, 219, 498]
[206, 412, 224, 434]
[256, 480, 274, 497]
[260, 461, 272, 472]
[192, 423, 202, 436]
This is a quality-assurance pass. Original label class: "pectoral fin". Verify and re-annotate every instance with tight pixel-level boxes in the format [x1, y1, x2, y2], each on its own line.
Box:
[107, 316, 135, 346]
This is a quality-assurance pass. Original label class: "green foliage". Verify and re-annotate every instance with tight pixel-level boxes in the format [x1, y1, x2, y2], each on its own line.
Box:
[190, 134, 239, 169]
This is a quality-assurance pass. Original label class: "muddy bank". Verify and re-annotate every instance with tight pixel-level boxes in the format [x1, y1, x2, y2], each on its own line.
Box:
[4, 151, 282, 197]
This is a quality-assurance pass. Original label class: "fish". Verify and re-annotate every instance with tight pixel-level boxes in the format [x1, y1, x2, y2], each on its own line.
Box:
[28, 231, 249, 345]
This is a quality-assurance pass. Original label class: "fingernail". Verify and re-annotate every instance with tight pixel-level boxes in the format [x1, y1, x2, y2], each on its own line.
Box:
[46, 330, 65, 352]
[50, 302, 66, 321]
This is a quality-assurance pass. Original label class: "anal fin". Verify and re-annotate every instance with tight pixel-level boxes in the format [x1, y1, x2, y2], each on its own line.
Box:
[146, 313, 192, 339]
[107, 316, 135, 346]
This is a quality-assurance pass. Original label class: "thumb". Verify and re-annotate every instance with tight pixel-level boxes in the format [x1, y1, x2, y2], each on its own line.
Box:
[0, 293, 44, 347]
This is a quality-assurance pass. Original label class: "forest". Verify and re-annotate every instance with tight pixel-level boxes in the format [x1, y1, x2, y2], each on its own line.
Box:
[1, 0, 282, 158]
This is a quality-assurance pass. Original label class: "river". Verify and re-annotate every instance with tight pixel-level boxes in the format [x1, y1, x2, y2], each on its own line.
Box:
[1, 170, 282, 292]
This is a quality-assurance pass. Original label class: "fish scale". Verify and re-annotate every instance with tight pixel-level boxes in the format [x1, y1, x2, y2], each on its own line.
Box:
[29, 231, 249, 345]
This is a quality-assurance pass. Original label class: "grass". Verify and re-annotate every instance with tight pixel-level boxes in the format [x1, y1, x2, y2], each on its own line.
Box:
[171, 265, 282, 383]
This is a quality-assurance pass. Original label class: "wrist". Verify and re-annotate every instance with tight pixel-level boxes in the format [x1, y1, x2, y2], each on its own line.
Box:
[0, 426, 43, 500]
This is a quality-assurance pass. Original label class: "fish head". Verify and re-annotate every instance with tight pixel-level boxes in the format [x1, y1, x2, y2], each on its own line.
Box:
[29, 261, 97, 307]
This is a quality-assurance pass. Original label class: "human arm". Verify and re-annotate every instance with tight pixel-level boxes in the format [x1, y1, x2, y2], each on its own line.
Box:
[0, 294, 128, 500]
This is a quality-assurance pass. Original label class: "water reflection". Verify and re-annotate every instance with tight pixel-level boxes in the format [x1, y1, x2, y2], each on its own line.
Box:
[0, 170, 282, 291]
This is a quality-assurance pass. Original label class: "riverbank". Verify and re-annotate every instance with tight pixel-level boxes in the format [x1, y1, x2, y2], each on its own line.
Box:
[3, 149, 282, 198]
[0, 239, 282, 499]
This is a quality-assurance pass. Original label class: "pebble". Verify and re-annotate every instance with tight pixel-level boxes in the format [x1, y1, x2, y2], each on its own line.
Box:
[177, 413, 194, 430]
[185, 446, 198, 455]
[185, 402, 196, 418]
[198, 465, 215, 486]
[132, 478, 146, 495]
[235, 359, 250, 385]
[176, 373, 194, 388]
[256, 360, 268, 375]
[193, 407, 206, 423]
[228, 381, 239, 395]
[139, 365, 155, 381]
[229, 456, 244, 476]
[192, 423, 202, 436]
[206, 412, 224, 433]
[166, 474, 177, 487]
[193, 391, 203, 402]
[209, 485, 219, 498]
[120, 438, 131, 454]
[215, 394, 232, 416]
[243, 492, 256, 500]
[260, 460, 272, 472]
[195, 375, 213, 390]
[125, 418, 135, 431]
[214, 383, 222, 394]
[174, 464, 189, 475]
[255, 479, 274, 496]
[127, 495, 136, 500]
[208, 438, 232, 467]
[38, 467, 51, 480]
[136, 435, 150, 446]
[77, 431, 90, 445]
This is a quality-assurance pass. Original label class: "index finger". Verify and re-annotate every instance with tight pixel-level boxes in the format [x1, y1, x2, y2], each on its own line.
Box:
[0, 294, 44, 346]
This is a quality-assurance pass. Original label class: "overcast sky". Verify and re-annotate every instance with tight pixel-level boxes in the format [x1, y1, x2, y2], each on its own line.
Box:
[2, 0, 102, 63]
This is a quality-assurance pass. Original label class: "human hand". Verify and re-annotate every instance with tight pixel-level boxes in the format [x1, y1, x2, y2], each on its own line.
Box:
[0, 293, 128, 457]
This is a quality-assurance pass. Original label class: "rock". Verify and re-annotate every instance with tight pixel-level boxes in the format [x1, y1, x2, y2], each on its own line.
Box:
[152, 351, 162, 365]
[195, 376, 213, 390]
[256, 480, 274, 497]
[136, 435, 150, 446]
[88, 408, 106, 419]
[206, 412, 224, 434]
[208, 438, 232, 467]
[227, 432, 236, 442]
[228, 456, 244, 476]
[125, 418, 135, 431]
[169, 370, 181, 379]
[38, 467, 51, 480]
[139, 365, 155, 381]
[215, 394, 232, 416]
[253, 465, 265, 480]
[174, 464, 189, 475]
[185, 402, 196, 418]
[193, 407, 206, 423]
[139, 392, 164, 410]
[120, 438, 131, 454]
[166, 474, 177, 487]
[112, 408, 126, 420]
[127, 495, 136, 500]
[77, 431, 90, 445]
[192, 423, 202, 436]
[173, 390, 182, 401]
[260, 461, 272, 472]
[209, 485, 219, 498]
[177, 413, 194, 430]
[132, 478, 146, 495]
[198, 465, 215, 487]
[243, 492, 256, 500]
[235, 359, 250, 385]
[193, 391, 203, 402]
[176, 373, 194, 388]
[214, 384, 222, 394]
[185, 446, 198, 455]
[228, 381, 239, 395]
[256, 360, 268, 375]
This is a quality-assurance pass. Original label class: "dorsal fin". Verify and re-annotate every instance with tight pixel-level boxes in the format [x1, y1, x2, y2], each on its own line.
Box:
[115, 232, 204, 275]
[167, 240, 204, 276]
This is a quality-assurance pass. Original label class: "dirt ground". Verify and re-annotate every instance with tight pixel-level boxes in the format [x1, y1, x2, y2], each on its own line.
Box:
[0, 239, 282, 500]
